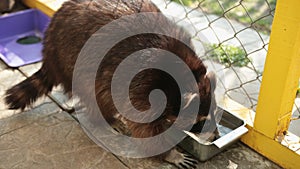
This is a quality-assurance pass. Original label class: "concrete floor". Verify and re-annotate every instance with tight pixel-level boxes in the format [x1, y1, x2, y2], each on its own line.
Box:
[0, 60, 283, 169]
[0, 1, 285, 168]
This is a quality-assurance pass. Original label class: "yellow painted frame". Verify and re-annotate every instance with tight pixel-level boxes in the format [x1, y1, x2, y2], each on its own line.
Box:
[222, 0, 300, 168]
[22, 0, 300, 168]
[22, 0, 66, 17]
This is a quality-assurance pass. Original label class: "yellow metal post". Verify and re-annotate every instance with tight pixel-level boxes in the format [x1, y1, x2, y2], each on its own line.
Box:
[254, 0, 300, 140]
[239, 0, 300, 168]
[22, 0, 66, 17]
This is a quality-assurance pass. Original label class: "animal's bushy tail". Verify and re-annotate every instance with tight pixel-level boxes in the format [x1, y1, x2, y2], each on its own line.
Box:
[5, 68, 55, 110]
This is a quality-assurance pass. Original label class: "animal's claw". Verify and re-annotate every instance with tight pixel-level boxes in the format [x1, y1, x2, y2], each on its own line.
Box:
[164, 149, 198, 169]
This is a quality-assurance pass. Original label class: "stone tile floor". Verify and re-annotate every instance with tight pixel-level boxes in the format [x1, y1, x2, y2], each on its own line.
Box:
[0, 60, 282, 169]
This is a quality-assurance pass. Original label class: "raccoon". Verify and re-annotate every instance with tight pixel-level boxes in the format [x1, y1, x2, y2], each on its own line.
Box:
[5, 0, 218, 168]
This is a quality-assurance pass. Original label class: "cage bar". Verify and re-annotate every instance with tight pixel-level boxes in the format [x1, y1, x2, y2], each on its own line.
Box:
[240, 0, 300, 168]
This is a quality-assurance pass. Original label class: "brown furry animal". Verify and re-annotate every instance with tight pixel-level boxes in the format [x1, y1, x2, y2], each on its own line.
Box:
[5, 0, 218, 168]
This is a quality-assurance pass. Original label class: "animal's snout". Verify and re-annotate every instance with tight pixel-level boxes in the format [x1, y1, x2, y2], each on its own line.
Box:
[190, 119, 206, 133]
[190, 115, 220, 142]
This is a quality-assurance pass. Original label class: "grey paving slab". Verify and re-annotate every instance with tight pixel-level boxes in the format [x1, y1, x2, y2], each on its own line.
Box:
[0, 110, 282, 169]
[0, 112, 128, 169]
[17, 62, 42, 77]
[203, 143, 282, 169]
[0, 101, 59, 136]
[118, 157, 176, 169]
[117, 142, 281, 169]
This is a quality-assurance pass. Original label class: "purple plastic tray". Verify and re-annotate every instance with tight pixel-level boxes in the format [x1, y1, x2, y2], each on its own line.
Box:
[0, 9, 50, 67]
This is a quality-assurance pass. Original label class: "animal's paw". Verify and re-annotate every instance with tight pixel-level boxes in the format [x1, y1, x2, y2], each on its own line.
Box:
[176, 154, 198, 169]
[164, 149, 198, 169]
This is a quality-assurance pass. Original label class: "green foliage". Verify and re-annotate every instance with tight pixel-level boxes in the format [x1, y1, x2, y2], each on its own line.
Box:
[171, 0, 276, 34]
[171, 0, 198, 6]
[268, 0, 277, 9]
[207, 44, 250, 67]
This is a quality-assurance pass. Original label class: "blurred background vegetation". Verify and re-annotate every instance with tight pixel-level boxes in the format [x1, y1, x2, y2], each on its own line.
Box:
[171, 0, 276, 34]
[206, 44, 249, 67]
[171, 0, 276, 68]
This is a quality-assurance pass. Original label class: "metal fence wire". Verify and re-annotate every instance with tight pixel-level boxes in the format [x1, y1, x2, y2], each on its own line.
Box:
[151, 0, 300, 137]
[290, 95, 300, 136]
[151, 0, 276, 112]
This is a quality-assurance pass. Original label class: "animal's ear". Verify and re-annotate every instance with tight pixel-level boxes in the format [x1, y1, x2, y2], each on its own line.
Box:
[206, 72, 217, 92]
[183, 92, 199, 109]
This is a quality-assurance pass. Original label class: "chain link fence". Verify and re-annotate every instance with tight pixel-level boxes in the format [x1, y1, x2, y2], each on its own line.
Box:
[151, 0, 300, 138]
[290, 94, 300, 137]
[152, 0, 275, 113]
[284, 95, 300, 153]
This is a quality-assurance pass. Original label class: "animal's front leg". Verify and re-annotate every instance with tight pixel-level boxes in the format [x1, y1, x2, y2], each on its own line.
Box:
[126, 118, 198, 169]
[164, 148, 198, 169]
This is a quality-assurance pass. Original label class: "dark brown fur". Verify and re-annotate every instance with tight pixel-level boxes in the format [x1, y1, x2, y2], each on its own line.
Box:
[5, 0, 217, 167]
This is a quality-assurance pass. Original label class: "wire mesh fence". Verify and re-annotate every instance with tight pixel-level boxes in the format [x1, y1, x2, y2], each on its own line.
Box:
[153, 0, 300, 138]
[151, 0, 276, 123]
[289, 95, 300, 137]
[284, 96, 300, 152]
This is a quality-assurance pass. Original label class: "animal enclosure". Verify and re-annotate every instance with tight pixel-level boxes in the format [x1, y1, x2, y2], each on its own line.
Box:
[155, 0, 299, 168]
[23, 0, 300, 168]
[138, 0, 299, 168]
